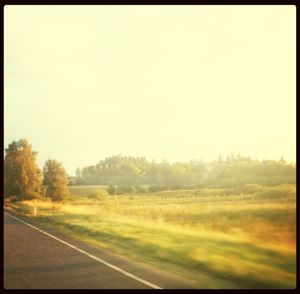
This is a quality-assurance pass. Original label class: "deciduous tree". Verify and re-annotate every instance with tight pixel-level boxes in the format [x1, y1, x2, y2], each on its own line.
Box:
[4, 139, 42, 200]
[43, 159, 69, 201]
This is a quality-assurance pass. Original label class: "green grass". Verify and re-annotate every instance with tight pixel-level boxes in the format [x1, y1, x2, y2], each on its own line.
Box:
[5, 184, 296, 289]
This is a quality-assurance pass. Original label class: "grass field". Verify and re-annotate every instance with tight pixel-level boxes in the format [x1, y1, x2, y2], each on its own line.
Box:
[68, 185, 108, 196]
[5, 184, 296, 289]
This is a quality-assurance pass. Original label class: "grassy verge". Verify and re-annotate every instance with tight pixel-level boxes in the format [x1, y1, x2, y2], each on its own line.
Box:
[4, 184, 296, 289]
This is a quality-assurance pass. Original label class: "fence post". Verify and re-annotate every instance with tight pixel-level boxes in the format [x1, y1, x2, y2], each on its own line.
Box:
[34, 199, 37, 216]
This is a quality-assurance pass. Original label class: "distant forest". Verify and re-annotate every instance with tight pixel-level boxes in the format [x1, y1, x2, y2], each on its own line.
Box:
[70, 154, 296, 192]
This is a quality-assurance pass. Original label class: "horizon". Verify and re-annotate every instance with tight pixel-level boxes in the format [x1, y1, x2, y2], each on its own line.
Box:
[4, 5, 296, 176]
[3, 140, 296, 177]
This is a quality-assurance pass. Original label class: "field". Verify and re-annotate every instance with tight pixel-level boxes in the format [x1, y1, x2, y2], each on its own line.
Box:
[5, 184, 296, 289]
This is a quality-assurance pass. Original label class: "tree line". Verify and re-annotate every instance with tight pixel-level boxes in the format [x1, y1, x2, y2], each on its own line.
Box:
[70, 154, 296, 194]
[4, 139, 296, 200]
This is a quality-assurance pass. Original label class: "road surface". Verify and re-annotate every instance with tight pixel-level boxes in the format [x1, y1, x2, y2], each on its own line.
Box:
[4, 211, 200, 289]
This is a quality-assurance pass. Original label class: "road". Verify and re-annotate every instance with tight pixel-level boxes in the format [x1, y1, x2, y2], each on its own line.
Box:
[4, 211, 200, 289]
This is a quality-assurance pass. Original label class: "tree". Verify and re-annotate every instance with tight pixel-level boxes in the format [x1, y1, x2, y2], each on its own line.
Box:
[4, 139, 42, 200]
[107, 182, 116, 195]
[43, 159, 69, 201]
[75, 167, 81, 177]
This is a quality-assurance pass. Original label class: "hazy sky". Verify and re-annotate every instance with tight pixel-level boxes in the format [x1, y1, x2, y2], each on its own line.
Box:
[4, 5, 296, 175]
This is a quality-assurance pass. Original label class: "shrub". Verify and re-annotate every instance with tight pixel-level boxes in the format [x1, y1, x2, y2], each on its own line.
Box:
[135, 185, 148, 193]
[254, 186, 295, 200]
[240, 184, 263, 195]
[20, 190, 43, 200]
[5, 195, 18, 203]
[116, 186, 135, 194]
[169, 185, 185, 191]
[107, 184, 116, 195]
[88, 190, 109, 200]
[148, 186, 168, 193]
[96, 190, 109, 200]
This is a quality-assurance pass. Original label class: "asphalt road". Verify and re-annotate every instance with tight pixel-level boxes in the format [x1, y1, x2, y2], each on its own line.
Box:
[4, 211, 200, 289]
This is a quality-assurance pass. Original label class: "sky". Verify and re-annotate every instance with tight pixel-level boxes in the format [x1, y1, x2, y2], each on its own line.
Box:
[4, 5, 296, 176]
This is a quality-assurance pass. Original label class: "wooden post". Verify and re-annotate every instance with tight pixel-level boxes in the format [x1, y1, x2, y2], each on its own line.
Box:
[34, 199, 37, 216]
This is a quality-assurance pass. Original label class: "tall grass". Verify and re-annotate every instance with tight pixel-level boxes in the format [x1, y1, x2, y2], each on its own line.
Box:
[5, 184, 296, 289]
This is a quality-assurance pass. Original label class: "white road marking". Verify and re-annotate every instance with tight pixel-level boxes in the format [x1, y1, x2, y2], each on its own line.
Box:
[4, 211, 162, 289]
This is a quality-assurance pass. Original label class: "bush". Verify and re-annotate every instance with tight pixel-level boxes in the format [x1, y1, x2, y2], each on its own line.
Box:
[169, 185, 185, 191]
[240, 184, 263, 194]
[88, 190, 109, 200]
[107, 184, 116, 195]
[96, 190, 109, 200]
[5, 195, 18, 203]
[135, 185, 148, 193]
[253, 186, 295, 200]
[116, 186, 135, 194]
[148, 186, 168, 193]
[21, 190, 43, 200]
